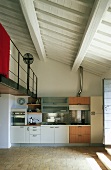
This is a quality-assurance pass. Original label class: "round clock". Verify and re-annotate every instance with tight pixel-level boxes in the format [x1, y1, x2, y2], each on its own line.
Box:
[17, 98, 25, 105]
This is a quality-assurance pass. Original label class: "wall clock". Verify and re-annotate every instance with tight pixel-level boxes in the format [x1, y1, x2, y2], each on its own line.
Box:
[17, 98, 25, 105]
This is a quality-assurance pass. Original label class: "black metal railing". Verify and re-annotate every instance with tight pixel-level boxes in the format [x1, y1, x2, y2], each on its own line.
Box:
[9, 39, 37, 98]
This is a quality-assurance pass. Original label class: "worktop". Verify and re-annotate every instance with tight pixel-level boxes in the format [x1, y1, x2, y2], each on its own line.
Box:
[16, 124, 91, 126]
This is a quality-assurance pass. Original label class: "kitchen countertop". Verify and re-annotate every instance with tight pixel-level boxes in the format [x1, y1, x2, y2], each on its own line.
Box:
[24, 123, 91, 126]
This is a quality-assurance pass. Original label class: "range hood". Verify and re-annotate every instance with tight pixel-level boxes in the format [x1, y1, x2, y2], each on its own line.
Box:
[69, 105, 89, 111]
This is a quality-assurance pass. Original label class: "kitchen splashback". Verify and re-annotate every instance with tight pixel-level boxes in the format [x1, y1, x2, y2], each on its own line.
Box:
[42, 113, 70, 124]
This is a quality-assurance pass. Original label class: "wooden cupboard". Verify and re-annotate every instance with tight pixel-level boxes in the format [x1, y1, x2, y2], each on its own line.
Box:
[69, 97, 90, 105]
[69, 126, 91, 143]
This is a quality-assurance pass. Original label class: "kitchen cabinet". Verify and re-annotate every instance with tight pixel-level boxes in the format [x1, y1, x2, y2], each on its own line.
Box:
[41, 97, 69, 113]
[27, 97, 41, 113]
[55, 126, 69, 143]
[41, 126, 55, 143]
[69, 97, 90, 105]
[41, 125, 69, 143]
[90, 96, 103, 144]
[25, 126, 30, 143]
[11, 126, 25, 143]
[29, 126, 41, 143]
[69, 126, 91, 143]
[11, 126, 41, 143]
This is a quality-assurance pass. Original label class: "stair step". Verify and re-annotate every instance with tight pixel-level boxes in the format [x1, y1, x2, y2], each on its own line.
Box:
[86, 158, 102, 170]
[105, 148, 111, 155]
[96, 152, 111, 170]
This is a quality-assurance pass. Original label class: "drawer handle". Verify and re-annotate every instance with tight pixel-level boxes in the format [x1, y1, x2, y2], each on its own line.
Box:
[20, 126, 24, 128]
[55, 127, 59, 128]
[33, 129, 37, 131]
[33, 135, 37, 137]
[50, 127, 54, 128]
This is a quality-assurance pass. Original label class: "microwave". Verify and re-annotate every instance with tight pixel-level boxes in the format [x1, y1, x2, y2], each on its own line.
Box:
[11, 109, 27, 126]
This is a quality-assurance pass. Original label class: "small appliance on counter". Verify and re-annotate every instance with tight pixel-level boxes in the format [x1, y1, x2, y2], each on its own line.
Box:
[29, 117, 40, 125]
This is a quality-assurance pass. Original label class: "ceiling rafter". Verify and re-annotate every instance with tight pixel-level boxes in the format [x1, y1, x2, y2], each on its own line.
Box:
[93, 38, 111, 46]
[88, 46, 111, 60]
[77, 0, 94, 8]
[36, 8, 85, 29]
[40, 26, 80, 42]
[72, 0, 111, 71]
[85, 53, 111, 66]
[34, 0, 88, 19]
[41, 33, 79, 47]
[20, 0, 46, 61]
[81, 62, 107, 74]
[38, 18, 83, 36]
[82, 67, 102, 76]
[43, 40, 77, 53]
[42, 37, 78, 50]
[47, 54, 73, 64]
[45, 45, 76, 57]
[0, 0, 21, 12]
[48, 57, 71, 66]
[83, 58, 111, 69]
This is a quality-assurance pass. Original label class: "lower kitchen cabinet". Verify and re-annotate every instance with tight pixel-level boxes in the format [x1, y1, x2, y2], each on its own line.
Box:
[25, 126, 30, 143]
[11, 126, 25, 143]
[30, 134, 40, 143]
[29, 126, 41, 143]
[69, 126, 91, 143]
[41, 125, 69, 143]
[41, 126, 55, 143]
[11, 126, 41, 143]
[55, 126, 69, 143]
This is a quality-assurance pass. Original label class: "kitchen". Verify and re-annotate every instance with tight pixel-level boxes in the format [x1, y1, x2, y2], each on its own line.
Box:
[0, 94, 103, 147]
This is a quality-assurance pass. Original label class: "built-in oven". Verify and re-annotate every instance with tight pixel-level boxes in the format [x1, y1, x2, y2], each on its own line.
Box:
[11, 109, 27, 126]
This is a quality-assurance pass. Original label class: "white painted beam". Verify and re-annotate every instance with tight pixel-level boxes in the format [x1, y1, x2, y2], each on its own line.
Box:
[72, 0, 111, 71]
[20, 0, 46, 61]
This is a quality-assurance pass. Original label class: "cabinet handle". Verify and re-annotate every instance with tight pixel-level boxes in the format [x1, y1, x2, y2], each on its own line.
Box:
[27, 127, 29, 131]
[78, 126, 82, 128]
[50, 127, 54, 128]
[78, 135, 82, 136]
[33, 129, 37, 131]
[55, 127, 59, 128]
[33, 135, 37, 137]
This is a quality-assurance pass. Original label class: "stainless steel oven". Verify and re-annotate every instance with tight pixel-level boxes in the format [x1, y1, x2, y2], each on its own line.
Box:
[11, 109, 27, 126]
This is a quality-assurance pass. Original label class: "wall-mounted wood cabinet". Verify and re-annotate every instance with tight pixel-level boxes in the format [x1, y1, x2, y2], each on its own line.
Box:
[69, 126, 91, 143]
[69, 97, 90, 105]
[27, 97, 41, 113]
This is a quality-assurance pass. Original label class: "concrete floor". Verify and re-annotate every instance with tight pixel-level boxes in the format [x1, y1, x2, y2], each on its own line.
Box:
[0, 146, 108, 170]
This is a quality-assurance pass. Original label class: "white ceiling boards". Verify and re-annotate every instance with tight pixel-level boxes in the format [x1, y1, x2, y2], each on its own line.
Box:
[0, 0, 111, 76]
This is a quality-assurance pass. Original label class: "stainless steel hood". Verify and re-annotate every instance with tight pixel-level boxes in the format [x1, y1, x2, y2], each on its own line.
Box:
[69, 105, 90, 111]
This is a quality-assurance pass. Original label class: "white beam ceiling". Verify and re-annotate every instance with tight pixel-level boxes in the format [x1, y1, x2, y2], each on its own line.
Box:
[72, 0, 111, 71]
[20, 0, 46, 61]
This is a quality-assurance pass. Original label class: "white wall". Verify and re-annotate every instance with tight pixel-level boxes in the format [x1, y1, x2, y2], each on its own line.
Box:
[31, 58, 102, 97]
[0, 94, 15, 148]
[102, 68, 111, 79]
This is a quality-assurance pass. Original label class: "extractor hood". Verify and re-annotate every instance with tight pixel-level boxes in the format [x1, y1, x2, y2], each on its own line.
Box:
[69, 105, 89, 110]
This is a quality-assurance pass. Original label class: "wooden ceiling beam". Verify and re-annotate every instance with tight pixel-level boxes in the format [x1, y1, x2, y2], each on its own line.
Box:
[35, 0, 88, 19]
[72, 0, 111, 71]
[20, 0, 46, 61]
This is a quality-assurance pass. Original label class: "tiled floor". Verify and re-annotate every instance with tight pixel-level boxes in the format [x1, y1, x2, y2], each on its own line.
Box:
[0, 146, 108, 170]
